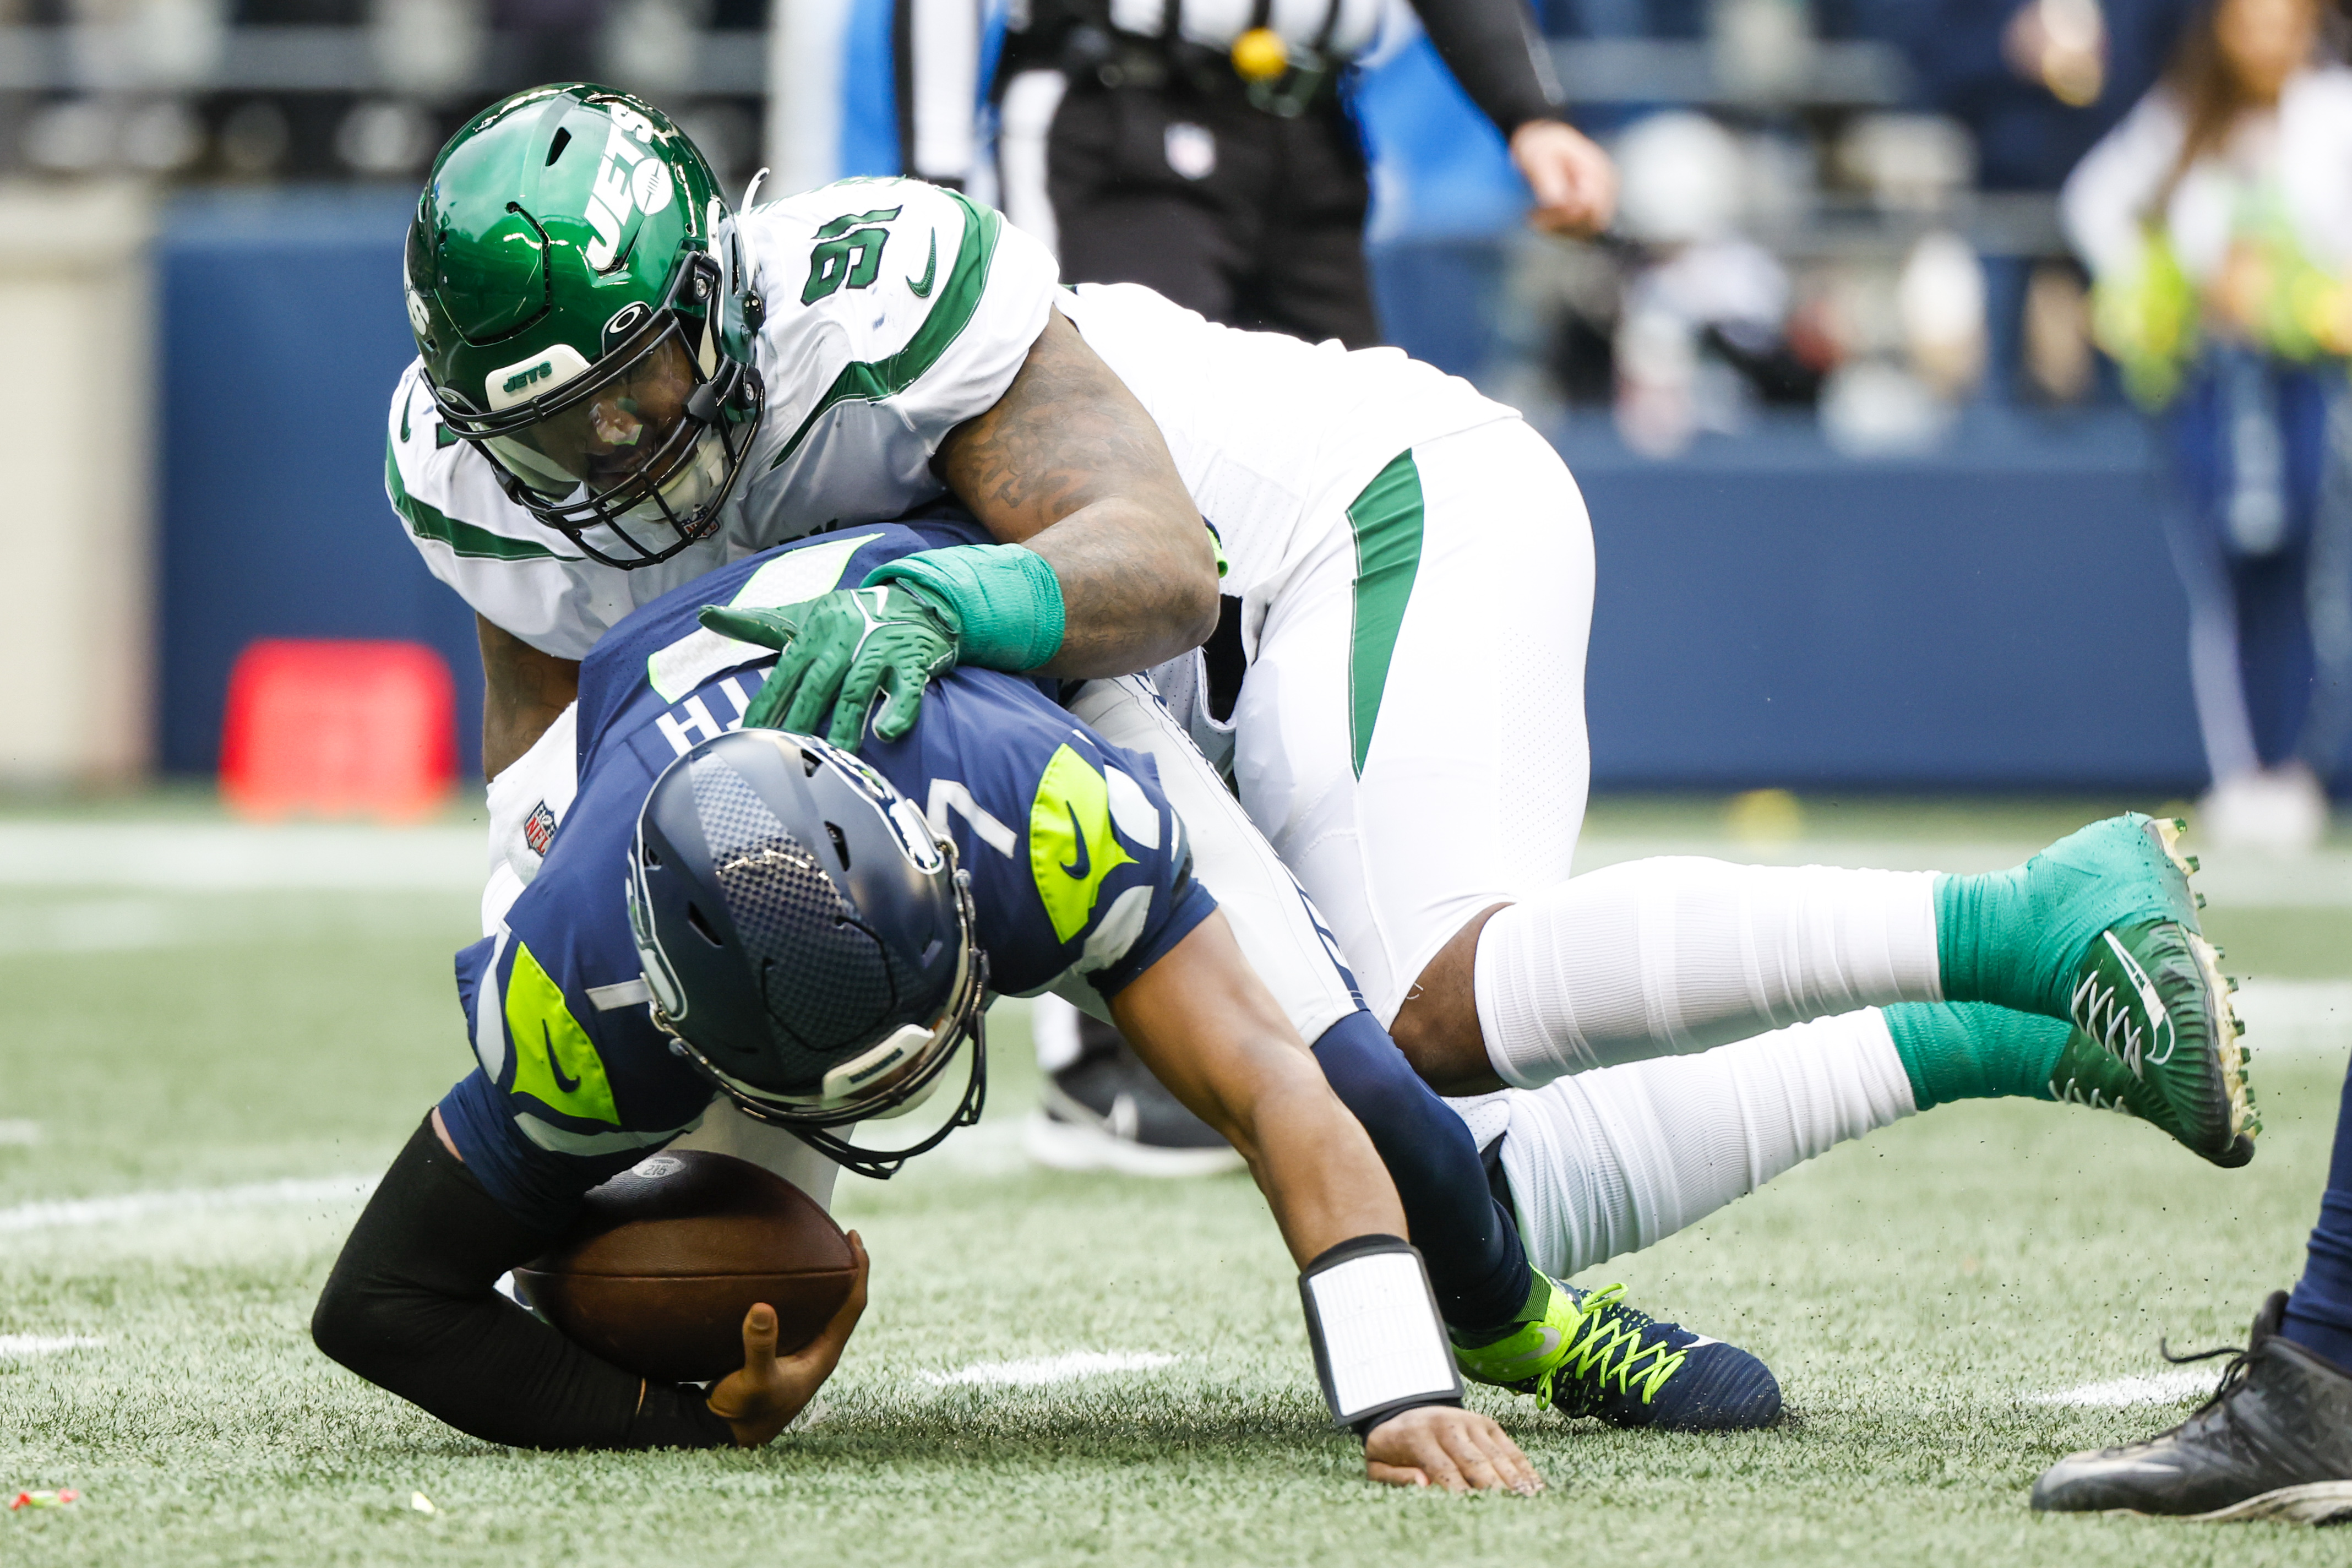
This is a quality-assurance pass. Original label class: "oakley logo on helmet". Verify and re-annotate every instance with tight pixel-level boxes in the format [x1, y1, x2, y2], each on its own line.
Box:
[584, 104, 676, 272]
[602, 301, 652, 349]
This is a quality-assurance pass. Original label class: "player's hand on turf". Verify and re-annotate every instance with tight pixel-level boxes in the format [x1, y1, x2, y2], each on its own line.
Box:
[701, 586, 961, 753]
[1363, 1404, 1543, 1495]
[706, 1230, 870, 1447]
[1509, 119, 1617, 237]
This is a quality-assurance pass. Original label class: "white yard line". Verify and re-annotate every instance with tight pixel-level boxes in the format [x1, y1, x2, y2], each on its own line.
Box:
[0, 823, 482, 891]
[0, 1335, 103, 1357]
[919, 1351, 1180, 1388]
[2032, 1369, 2214, 1408]
[0, 1175, 377, 1233]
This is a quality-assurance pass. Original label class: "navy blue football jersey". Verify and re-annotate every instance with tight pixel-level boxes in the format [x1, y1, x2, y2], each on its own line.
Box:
[438, 516, 1217, 1229]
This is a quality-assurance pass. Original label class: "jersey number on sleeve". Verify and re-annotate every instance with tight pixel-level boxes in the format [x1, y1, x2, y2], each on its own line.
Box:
[802, 206, 902, 306]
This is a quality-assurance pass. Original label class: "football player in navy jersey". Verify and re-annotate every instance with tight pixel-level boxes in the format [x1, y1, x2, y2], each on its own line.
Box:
[313, 516, 1533, 1487]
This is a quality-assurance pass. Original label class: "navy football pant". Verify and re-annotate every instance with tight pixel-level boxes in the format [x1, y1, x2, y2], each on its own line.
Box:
[2285, 1052, 2352, 1368]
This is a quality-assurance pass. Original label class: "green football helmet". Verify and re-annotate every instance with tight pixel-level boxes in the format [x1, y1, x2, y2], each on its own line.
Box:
[405, 84, 766, 568]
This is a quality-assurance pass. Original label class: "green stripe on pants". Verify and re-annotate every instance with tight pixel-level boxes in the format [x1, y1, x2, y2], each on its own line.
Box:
[1346, 451, 1424, 778]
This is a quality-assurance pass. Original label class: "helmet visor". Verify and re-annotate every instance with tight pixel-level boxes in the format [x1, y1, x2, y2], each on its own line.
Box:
[482, 331, 702, 499]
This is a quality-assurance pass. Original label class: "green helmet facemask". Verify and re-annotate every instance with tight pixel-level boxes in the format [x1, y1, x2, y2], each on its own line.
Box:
[405, 84, 767, 569]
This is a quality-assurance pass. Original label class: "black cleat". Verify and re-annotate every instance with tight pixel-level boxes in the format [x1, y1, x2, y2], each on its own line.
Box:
[2033, 1292, 2352, 1523]
[1025, 1018, 1243, 1178]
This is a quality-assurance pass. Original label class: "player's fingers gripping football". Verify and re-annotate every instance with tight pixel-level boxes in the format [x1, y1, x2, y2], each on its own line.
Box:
[707, 1230, 870, 1447]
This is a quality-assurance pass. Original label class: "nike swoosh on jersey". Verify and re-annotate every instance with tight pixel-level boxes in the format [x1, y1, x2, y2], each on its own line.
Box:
[907, 230, 937, 298]
[1057, 800, 1090, 881]
[542, 1023, 582, 1096]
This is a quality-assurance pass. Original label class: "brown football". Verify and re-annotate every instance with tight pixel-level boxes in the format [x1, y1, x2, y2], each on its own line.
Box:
[511, 1149, 856, 1384]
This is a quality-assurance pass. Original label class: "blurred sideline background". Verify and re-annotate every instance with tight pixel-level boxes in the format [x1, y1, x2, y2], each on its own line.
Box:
[0, 0, 2277, 809]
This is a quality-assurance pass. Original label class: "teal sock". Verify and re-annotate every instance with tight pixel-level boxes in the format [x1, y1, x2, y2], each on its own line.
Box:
[1931, 815, 2193, 1022]
[1931, 867, 2043, 1017]
[1881, 1001, 2073, 1110]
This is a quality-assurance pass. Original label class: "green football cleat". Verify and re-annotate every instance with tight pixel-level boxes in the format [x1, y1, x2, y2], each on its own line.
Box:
[1943, 813, 2255, 1163]
[1453, 1279, 1782, 1431]
[2053, 922, 2257, 1167]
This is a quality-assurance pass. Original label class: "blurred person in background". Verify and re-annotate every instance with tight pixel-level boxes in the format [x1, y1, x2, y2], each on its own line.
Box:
[1894, 0, 2198, 401]
[977, 0, 1614, 351]
[2064, 0, 2352, 850]
[1908, 0, 2199, 193]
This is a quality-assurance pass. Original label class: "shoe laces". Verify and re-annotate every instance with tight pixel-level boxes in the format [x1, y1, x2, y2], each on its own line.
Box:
[2048, 1075, 2133, 1115]
[1536, 1284, 1690, 1411]
[2072, 968, 2150, 1076]
[2148, 1332, 2251, 1438]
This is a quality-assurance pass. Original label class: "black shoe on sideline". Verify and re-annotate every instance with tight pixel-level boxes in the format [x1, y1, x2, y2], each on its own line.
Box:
[1025, 1017, 1243, 1178]
[2032, 1291, 2352, 1523]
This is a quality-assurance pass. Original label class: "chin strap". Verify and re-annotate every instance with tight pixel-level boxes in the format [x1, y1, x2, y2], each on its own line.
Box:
[785, 1006, 990, 1180]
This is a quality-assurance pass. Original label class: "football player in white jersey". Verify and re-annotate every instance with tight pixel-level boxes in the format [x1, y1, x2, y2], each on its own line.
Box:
[395, 85, 2256, 1406]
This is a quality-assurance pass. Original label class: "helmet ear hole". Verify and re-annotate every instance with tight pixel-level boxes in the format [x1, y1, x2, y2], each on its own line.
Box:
[825, 821, 851, 869]
[641, 842, 661, 868]
[685, 903, 723, 946]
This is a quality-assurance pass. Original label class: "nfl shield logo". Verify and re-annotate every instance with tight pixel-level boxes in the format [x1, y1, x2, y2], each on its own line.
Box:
[522, 801, 558, 857]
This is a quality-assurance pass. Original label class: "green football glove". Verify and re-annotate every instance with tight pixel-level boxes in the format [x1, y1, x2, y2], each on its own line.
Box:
[700, 584, 961, 752]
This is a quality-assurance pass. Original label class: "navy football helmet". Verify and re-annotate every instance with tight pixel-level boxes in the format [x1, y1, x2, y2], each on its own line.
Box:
[625, 728, 986, 1178]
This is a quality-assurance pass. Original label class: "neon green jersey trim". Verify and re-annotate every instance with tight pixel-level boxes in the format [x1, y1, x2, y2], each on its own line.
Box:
[767, 191, 1003, 473]
[506, 940, 622, 1126]
[1029, 743, 1137, 944]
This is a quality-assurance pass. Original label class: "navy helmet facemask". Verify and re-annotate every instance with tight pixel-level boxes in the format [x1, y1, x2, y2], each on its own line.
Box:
[625, 728, 987, 1178]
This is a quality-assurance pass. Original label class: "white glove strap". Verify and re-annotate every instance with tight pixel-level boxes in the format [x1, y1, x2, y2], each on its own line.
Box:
[1298, 1235, 1463, 1434]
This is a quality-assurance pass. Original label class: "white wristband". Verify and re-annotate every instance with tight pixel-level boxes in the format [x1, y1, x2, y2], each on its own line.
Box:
[1298, 1236, 1463, 1433]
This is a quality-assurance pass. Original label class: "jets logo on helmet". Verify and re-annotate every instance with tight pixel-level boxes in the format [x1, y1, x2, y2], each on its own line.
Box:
[404, 84, 766, 570]
[580, 100, 674, 271]
[626, 728, 988, 1179]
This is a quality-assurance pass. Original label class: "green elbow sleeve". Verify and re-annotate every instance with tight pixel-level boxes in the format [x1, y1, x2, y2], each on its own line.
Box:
[864, 543, 1068, 672]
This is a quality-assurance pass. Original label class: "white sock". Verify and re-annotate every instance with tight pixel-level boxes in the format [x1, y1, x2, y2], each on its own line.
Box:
[1473, 857, 1942, 1088]
[1471, 1008, 1917, 1281]
[1031, 992, 1086, 1074]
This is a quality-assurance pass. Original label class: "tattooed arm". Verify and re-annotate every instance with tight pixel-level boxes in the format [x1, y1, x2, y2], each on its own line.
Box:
[477, 615, 581, 780]
[936, 311, 1221, 675]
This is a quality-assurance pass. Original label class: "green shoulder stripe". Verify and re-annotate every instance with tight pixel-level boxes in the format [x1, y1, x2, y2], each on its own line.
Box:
[385, 437, 576, 564]
[768, 191, 1003, 473]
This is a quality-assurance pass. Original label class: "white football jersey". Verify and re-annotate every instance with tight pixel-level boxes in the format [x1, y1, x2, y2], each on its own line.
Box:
[386, 175, 1515, 659]
[1051, 282, 1513, 605]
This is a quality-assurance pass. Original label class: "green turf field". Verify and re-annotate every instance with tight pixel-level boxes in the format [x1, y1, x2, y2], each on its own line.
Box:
[4, 795, 2350, 1565]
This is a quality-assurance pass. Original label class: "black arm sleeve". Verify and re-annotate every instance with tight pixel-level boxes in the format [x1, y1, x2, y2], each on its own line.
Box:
[311, 1115, 736, 1451]
[1407, 0, 1566, 137]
